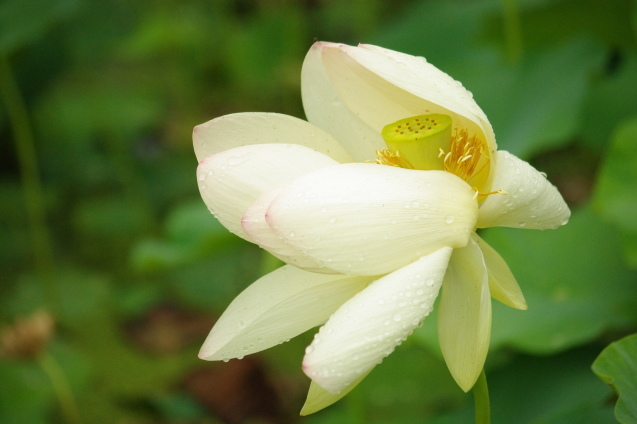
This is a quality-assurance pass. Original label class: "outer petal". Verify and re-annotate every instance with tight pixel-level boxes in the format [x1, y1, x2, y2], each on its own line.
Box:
[199, 265, 373, 361]
[197, 143, 338, 239]
[193, 112, 353, 163]
[438, 238, 491, 392]
[267, 163, 477, 276]
[477, 151, 571, 229]
[242, 188, 329, 273]
[302, 42, 496, 180]
[302, 247, 453, 394]
[300, 370, 373, 416]
[473, 233, 527, 310]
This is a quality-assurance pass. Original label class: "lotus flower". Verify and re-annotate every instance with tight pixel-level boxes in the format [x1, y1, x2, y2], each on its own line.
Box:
[193, 42, 570, 414]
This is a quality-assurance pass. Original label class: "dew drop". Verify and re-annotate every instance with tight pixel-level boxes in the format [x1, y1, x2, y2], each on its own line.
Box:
[518, 221, 526, 227]
[425, 278, 435, 287]
[329, 216, 337, 224]
[305, 345, 315, 354]
[445, 215, 455, 224]
[289, 231, 296, 238]
[393, 314, 402, 322]
[198, 173, 206, 181]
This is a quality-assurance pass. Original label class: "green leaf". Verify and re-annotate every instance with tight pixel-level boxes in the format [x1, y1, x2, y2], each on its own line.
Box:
[593, 333, 637, 424]
[593, 117, 637, 267]
[472, 37, 605, 158]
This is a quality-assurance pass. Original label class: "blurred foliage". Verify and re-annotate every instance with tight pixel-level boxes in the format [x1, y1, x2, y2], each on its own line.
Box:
[1, 0, 636, 423]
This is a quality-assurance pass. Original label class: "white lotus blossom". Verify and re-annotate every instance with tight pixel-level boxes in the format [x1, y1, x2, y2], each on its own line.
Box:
[193, 42, 570, 414]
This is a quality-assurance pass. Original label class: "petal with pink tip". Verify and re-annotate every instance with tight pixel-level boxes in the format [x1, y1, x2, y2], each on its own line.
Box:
[266, 163, 477, 276]
[302, 247, 452, 394]
[197, 143, 337, 239]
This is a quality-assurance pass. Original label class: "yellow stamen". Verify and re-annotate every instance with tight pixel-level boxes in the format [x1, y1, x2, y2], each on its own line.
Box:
[440, 129, 490, 188]
[372, 149, 415, 169]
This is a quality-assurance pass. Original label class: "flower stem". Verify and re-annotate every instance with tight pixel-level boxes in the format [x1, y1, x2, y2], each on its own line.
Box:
[38, 352, 82, 424]
[473, 369, 490, 424]
[501, 0, 523, 63]
[0, 56, 55, 274]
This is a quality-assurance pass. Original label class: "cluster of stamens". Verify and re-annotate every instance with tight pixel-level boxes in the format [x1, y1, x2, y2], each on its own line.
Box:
[439, 129, 488, 184]
[373, 149, 414, 169]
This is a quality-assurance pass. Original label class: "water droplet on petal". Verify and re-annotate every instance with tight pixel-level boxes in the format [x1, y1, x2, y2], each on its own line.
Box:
[445, 215, 455, 224]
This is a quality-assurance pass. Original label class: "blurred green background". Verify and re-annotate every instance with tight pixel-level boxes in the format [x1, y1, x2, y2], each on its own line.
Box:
[1, 0, 637, 423]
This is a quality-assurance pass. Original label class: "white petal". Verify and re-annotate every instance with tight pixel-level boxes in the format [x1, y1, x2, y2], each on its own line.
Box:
[477, 151, 571, 229]
[199, 265, 373, 361]
[300, 370, 372, 416]
[266, 163, 477, 276]
[242, 188, 330, 273]
[302, 42, 496, 166]
[438, 238, 491, 392]
[197, 143, 338, 239]
[473, 233, 527, 310]
[193, 112, 353, 163]
[301, 42, 385, 162]
[302, 247, 453, 394]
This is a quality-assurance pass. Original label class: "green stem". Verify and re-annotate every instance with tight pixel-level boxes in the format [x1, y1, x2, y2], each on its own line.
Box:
[473, 369, 490, 424]
[0, 56, 54, 273]
[38, 352, 82, 424]
[501, 0, 523, 63]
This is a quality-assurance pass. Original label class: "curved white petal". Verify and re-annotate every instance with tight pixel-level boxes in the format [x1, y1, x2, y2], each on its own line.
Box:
[473, 233, 527, 310]
[266, 163, 477, 276]
[199, 265, 373, 361]
[438, 238, 491, 392]
[302, 247, 453, 394]
[300, 370, 373, 416]
[242, 188, 330, 273]
[477, 151, 571, 229]
[193, 112, 353, 163]
[301, 43, 385, 162]
[302, 42, 496, 174]
[197, 143, 338, 239]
